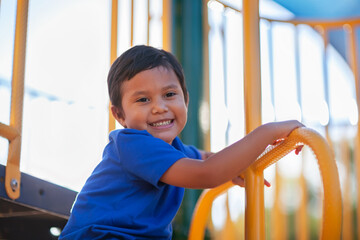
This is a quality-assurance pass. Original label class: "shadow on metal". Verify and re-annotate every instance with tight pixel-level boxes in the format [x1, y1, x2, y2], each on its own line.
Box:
[0, 164, 77, 239]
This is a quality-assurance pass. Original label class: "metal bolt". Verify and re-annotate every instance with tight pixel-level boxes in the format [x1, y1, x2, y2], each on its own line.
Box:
[10, 178, 18, 192]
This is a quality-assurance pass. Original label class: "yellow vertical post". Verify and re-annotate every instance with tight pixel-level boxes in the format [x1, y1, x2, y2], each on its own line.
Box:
[316, 25, 333, 150]
[345, 23, 360, 239]
[341, 139, 353, 240]
[243, 0, 262, 133]
[244, 168, 265, 239]
[130, 0, 134, 47]
[242, 0, 264, 238]
[5, 0, 29, 200]
[110, 0, 118, 64]
[202, 0, 211, 152]
[220, 193, 236, 240]
[108, 0, 118, 133]
[147, 0, 150, 45]
[162, 0, 172, 52]
[271, 165, 287, 240]
[294, 23, 308, 240]
[296, 166, 308, 240]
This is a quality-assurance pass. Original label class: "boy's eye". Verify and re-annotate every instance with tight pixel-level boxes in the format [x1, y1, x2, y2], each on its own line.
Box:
[165, 92, 176, 98]
[136, 97, 149, 103]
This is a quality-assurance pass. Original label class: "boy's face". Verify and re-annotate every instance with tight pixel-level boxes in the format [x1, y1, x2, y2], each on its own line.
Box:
[112, 67, 188, 144]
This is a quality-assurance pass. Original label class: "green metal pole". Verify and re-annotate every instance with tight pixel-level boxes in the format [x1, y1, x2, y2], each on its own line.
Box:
[170, 0, 205, 239]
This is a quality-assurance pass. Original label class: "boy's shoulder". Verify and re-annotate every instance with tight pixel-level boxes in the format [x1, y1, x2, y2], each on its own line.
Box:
[109, 128, 171, 148]
[109, 128, 153, 143]
[108, 128, 201, 159]
[110, 128, 150, 137]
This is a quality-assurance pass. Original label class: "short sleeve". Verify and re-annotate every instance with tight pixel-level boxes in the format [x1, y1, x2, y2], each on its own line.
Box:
[111, 129, 187, 187]
[171, 137, 202, 160]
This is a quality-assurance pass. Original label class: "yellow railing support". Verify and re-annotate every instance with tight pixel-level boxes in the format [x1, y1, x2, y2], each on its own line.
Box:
[147, 0, 150, 45]
[242, 0, 264, 238]
[188, 127, 342, 239]
[345, 24, 360, 238]
[272, 165, 288, 240]
[244, 167, 265, 239]
[1, 0, 29, 200]
[108, 0, 118, 133]
[130, 0, 134, 47]
[162, 0, 172, 52]
[296, 167, 308, 240]
[341, 139, 353, 240]
[201, 0, 211, 152]
[189, 182, 234, 240]
[242, 0, 261, 133]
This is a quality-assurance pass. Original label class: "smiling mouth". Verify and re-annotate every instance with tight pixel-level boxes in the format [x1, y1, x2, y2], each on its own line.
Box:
[149, 120, 173, 127]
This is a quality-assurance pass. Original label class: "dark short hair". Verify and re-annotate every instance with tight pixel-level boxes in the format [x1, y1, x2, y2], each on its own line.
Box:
[107, 45, 188, 115]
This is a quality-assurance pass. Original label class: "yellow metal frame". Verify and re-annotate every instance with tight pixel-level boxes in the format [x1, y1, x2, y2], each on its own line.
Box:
[188, 127, 342, 239]
[242, 0, 264, 238]
[202, 0, 211, 152]
[341, 139, 353, 240]
[162, 0, 172, 52]
[108, 0, 156, 132]
[345, 22, 360, 238]
[108, 0, 118, 133]
[211, 0, 359, 237]
[0, 0, 29, 200]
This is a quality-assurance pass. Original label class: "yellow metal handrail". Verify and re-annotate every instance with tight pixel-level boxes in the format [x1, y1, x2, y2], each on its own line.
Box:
[108, 0, 118, 133]
[188, 127, 342, 239]
[0, 0, 29, 200]
[210, 0, 358, 237]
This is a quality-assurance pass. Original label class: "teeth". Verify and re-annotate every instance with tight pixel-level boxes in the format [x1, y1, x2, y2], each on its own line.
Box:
[151, 120, 172, 127]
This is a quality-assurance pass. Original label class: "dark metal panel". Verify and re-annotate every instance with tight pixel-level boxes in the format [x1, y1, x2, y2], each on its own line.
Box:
[0, 164, 77, 218]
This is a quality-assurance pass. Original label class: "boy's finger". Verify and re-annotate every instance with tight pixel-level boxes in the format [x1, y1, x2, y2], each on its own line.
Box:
[264, 179, 271, 187]
[272, 138, 284, 145]
[232, 176, 245, 187]
[295, 145, 303, 155]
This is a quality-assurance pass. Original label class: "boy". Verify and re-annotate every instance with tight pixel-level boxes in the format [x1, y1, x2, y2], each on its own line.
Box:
[59, 45, 303, 239]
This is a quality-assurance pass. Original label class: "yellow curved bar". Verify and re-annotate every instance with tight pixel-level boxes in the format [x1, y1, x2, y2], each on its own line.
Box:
[254, 127, 342, 239]
[188, 127, 342, 239]
[188, 181, 234, 240]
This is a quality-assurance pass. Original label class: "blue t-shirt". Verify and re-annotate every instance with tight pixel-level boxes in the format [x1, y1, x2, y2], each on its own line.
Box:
[60, 129, 201, 240]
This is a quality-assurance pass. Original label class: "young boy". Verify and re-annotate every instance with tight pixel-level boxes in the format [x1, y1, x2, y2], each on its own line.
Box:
[59, 45, 303, 239]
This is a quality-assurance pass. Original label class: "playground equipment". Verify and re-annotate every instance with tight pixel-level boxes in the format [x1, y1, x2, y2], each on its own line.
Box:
[188, 127, 342, 239]
[0, 0, 357, 238]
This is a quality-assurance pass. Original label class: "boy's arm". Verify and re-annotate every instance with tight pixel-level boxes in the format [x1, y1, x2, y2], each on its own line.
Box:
[199, 150, 214, 160]
[160, 120, 304, 189]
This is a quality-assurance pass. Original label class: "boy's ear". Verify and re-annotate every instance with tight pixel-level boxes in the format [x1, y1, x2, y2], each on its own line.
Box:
[111, 105, 127, 128]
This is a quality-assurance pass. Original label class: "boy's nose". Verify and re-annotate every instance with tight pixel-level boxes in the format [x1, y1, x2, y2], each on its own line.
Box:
[152, 100, 168, 114]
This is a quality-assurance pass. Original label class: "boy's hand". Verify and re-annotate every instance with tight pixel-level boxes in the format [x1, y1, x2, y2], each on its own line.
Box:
[272, 138, 304, 155]
[295, 145, 303, 155]
[231, 176, 245, 187]
[269, 120, 305, 141]
[231, 175, 271, 187]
